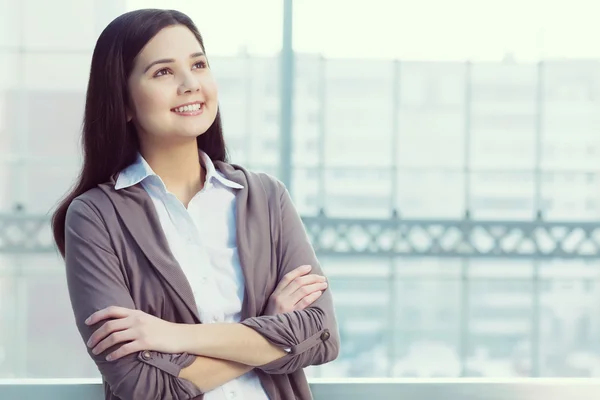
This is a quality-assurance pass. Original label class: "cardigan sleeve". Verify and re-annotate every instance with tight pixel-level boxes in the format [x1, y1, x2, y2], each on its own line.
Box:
[64, 199, 204, 399]
[240, 180, 340, 374]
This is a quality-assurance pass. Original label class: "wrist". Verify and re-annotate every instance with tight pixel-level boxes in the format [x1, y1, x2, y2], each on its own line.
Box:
[177, 323, 206, 354]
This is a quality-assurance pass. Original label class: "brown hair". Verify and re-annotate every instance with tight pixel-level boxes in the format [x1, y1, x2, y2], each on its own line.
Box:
[52, 9, 228, 256]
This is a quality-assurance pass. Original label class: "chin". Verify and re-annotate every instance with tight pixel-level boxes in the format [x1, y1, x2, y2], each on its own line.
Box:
[175, 123, 209, 137]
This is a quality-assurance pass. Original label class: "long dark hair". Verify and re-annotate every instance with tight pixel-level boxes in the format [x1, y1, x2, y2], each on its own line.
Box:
[52, 9, 228, 257]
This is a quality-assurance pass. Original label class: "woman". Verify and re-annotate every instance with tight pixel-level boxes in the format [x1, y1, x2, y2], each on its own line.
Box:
[52, 8, 339, 400]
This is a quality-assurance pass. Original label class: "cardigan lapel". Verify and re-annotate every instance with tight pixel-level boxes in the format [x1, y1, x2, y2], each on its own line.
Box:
[98, 179, 201, 323]
[214, 162, 257, 320]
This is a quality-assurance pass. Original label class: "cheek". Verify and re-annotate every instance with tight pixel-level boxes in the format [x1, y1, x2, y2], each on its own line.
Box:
[132, 86, 169, 115]
[129, 85, 173, 136]
[203, 76, 219, 101]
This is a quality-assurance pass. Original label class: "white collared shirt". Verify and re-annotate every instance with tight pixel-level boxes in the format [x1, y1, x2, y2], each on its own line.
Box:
[115, 150, 270, 400]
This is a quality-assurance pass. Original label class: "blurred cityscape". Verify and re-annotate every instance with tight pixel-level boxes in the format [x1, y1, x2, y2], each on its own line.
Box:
[2, 0, 600, 382]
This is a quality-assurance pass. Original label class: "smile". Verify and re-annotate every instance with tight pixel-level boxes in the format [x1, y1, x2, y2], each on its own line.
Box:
[171, 102, 204, 115]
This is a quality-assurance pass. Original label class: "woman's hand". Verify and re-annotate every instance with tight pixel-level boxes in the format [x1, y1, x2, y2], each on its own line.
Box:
[85, 306, 185, 361]
[264, 265, 328, 315]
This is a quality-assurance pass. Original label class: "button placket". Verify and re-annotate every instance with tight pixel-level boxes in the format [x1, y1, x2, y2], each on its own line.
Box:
[223, 378, 241, 400]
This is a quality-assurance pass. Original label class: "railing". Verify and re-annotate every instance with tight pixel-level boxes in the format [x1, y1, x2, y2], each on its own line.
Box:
[4, 213, 600, 258]
[2, 378, 600, 399]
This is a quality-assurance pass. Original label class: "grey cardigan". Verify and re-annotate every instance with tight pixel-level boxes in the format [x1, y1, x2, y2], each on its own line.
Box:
[64, 161, 340, 400]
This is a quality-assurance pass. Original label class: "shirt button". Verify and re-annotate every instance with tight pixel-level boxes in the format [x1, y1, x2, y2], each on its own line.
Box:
[228, 390, 236, 399]
[200, 277, 208, 284]
[320, 330, 331, 341]
[142, 351, 151, 360]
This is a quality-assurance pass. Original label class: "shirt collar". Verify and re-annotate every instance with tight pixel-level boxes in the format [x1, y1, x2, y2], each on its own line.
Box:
[115, 153, 154, 190]
[199, 151, 244, 190]
[115, 150, 244, 191]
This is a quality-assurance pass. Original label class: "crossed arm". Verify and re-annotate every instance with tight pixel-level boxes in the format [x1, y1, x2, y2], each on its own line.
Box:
[83, 264, 325, 392]
[64, 187, 339, 399]
[82, 308, 285, 393]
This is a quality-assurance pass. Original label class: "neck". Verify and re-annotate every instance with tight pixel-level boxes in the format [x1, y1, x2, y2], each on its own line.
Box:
[140, 138, 205, 206]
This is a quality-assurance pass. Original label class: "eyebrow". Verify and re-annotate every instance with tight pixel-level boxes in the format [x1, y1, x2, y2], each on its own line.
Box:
[143, 52, 205, 73]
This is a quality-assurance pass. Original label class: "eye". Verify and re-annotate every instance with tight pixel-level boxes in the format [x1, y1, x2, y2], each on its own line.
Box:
[154, 68, 172, 77]
[192, 61, 207, 69]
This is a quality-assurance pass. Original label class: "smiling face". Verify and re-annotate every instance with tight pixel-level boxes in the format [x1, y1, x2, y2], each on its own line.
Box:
[126, 24, 218, 147]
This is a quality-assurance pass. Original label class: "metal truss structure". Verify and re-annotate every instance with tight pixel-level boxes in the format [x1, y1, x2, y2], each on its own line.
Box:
[1, 213, 599, 258]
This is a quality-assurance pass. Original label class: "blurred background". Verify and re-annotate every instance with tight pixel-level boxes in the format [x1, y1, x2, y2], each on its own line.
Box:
[2, 0, 600, 381]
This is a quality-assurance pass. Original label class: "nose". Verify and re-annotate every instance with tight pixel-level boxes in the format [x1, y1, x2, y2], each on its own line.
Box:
[177, 73, 201, 95]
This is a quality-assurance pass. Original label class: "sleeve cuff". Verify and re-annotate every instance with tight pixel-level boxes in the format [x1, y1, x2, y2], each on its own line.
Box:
[255, 328, 331, 372]
[137, 350, 196, 377]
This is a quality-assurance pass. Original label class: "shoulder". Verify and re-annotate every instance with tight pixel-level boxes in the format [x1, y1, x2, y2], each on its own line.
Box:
[66, 186, 114, 225]
[215, 161, 287, 200]
[249, 170, 286, 199]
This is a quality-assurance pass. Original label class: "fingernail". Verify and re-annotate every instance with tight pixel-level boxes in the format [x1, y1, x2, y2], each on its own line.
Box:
[302, 265, 312, 271]
[85, 317, 91, 325]
[106, 355, 112, 361]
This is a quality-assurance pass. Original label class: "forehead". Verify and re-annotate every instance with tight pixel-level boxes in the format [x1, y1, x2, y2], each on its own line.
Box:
[136, 25, 203, 64]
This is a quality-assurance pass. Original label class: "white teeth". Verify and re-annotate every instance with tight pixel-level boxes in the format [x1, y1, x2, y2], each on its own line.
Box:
[174, 103, 202, 113]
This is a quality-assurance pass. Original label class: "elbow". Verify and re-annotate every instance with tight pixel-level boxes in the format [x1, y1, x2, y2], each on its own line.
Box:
[110, 373, 169, 400]
[90, 345, 204, 399]
[111, 378, 160, 400]
[104, 360, 202, 400]
[325, 332, 341, 364]
[315, 314, 341, 366]
[316, 327, 341, 366]
[111, 378, 194, 400]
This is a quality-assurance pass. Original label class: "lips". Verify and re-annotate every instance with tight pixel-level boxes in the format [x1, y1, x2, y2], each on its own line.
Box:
[171, 101, 204, 114]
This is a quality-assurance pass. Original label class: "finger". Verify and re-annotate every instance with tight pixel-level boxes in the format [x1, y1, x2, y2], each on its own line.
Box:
[273, 265, 312, 296]
[86, 306, 133, 325]
[289, 281, 328, 305]
[92, 329, 137, 356]
[106, 341, 143, 361]
[87, 318, 132, 349]
[293, 291, 323, 311]
[280, 274, 326, 298]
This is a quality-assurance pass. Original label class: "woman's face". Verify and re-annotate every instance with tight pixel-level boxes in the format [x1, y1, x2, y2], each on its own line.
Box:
[127, 25, 218, 147]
